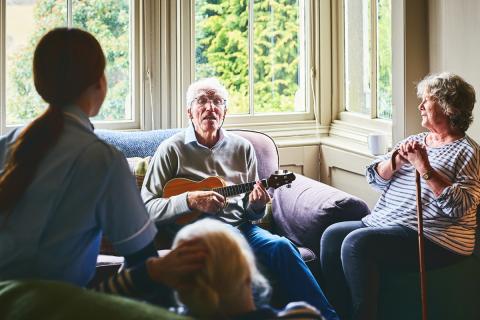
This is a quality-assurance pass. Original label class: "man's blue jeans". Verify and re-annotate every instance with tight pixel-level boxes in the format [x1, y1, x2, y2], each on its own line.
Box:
[239, 222, 339, 320]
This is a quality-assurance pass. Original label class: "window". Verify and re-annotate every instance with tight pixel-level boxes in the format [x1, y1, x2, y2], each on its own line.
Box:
[2, 0, 138, 132]
[194, 0, 311, 120]
[344, 0, 392, 120]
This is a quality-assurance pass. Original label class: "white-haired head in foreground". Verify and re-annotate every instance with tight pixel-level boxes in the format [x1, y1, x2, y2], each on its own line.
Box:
[173, 219, 271, 319]
[186, 77, 229, 108]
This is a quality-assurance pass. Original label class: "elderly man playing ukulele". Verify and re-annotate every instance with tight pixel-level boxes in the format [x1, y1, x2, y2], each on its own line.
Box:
[141, 78, 338, 319]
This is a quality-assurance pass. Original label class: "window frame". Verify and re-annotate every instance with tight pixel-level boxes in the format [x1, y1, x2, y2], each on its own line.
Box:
[337, 0, 392, 121]
[0, 0, 142, 134]
[188, 0, 316, 127]
[332, 0, 392, 144]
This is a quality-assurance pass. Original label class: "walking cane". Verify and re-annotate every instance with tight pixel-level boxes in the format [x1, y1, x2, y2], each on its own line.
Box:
[391, 150, 428, 320]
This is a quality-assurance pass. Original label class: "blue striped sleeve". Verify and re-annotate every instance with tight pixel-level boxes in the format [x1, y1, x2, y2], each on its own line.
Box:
[435, 146, 480, 218]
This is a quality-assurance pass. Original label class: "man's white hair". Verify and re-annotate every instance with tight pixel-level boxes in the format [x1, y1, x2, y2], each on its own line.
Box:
[186, 77, 229, 107]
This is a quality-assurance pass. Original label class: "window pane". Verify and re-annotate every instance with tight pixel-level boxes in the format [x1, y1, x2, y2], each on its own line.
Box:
[194, 0, 306, 115]
[72, 0, 132, 121]
[344, 0, 371, 115]
[253, 0, 305, 113]
[6, 0, 66, 126]
[376, 0, 392, 119]
[195, 0, 249, 114]
[5, 0, 132, 126]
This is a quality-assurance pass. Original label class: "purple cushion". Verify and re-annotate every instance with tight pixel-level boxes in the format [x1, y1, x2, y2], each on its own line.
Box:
[272, 174, 370, 253]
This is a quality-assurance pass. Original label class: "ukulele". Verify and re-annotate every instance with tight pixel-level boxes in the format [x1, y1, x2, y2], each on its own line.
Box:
[163, 170, 296, 225]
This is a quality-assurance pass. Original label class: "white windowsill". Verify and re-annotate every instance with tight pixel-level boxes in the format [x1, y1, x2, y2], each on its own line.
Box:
[319, 135, 377, 158]
[223, 120, 328, 148]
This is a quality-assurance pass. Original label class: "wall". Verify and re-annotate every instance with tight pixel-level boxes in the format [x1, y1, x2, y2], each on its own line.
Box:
[313, 0, 428, 209]
[429, 0, 480, 140]
[278, 145, 320, 180]
[283, 0, 480, 208]
[320, 141, 380, 208]
[276, 139, 380, 209]
[392, 0, 429, 142]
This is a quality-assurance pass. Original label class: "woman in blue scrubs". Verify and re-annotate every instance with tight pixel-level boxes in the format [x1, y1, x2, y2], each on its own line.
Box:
[0, 28, 204, 299]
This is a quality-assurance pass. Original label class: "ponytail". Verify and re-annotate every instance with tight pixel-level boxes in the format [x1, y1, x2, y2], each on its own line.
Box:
[0, 107, 63, 212]
[0, 28, 105, 214]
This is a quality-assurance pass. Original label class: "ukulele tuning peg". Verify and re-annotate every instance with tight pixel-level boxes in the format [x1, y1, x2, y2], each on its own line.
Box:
[283, 169, 288, 173]
[286, 183, 291, 188]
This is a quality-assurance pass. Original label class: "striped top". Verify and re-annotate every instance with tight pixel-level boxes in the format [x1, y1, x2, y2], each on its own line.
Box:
[363, 132, 480, 255]
[95, 261, 172, 304]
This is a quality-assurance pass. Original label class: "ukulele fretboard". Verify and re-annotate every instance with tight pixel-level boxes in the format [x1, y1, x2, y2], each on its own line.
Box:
[213, 179, 267, 197]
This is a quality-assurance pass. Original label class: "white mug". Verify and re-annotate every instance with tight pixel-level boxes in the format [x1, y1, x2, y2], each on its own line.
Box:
[368, 133, 387, 156]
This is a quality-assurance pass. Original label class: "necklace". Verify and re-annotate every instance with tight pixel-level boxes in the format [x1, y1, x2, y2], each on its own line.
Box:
[426, 132, 464, 147]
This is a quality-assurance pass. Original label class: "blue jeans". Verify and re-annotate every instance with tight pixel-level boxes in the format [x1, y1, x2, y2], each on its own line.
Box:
[320, 221, 464, 320]
[239, 222, 339, 320]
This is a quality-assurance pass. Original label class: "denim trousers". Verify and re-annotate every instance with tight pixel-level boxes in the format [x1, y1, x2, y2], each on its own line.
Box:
[319, 221, 464, 320]
[239, 222, 339, 320]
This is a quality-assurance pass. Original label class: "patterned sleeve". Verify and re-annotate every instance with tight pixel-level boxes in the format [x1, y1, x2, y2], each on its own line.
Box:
[365, 153, 393, 191]
[435, 144, 480, 218]
[94, 260, 173, 307]
[365, 134, 421, 191]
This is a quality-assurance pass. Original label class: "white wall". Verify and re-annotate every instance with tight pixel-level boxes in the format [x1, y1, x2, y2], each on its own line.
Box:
[313, 0, 429, 208]
[429, 0, 480, 140]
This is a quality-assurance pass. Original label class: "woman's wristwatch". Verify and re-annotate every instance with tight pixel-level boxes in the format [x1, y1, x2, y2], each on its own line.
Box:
[421, 169, 434, 180]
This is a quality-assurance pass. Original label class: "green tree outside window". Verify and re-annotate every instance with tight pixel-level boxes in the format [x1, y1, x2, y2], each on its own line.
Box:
[195, 0, 304, 115]
[6, 0, 130, 125]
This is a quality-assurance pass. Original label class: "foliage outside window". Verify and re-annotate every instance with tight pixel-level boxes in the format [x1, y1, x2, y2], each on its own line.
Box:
[194, 0, 307, 116]
[5, 0, 131, 126]
[344, 0, 392, 120]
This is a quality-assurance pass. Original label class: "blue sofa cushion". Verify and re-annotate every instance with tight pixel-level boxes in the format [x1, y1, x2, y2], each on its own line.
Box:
[95, 129, 181, 158]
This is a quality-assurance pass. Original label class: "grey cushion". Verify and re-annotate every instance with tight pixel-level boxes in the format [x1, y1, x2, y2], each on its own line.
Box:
[229, 129, 279, 180]
[272, 174, 370, 253]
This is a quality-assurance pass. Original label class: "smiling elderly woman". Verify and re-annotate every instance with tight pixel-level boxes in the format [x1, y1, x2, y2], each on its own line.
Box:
[319, 72, 480, 320]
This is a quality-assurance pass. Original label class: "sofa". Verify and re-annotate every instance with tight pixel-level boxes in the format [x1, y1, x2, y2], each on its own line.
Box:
[95, 128, 370, 282]
[95, 128, 480, 320]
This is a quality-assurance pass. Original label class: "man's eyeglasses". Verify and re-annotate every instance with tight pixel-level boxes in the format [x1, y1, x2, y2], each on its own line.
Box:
[193, 95, 226, 108]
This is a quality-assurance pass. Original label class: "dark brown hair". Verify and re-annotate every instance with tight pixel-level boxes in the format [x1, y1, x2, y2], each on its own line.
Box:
[0, 28, 106, 213]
